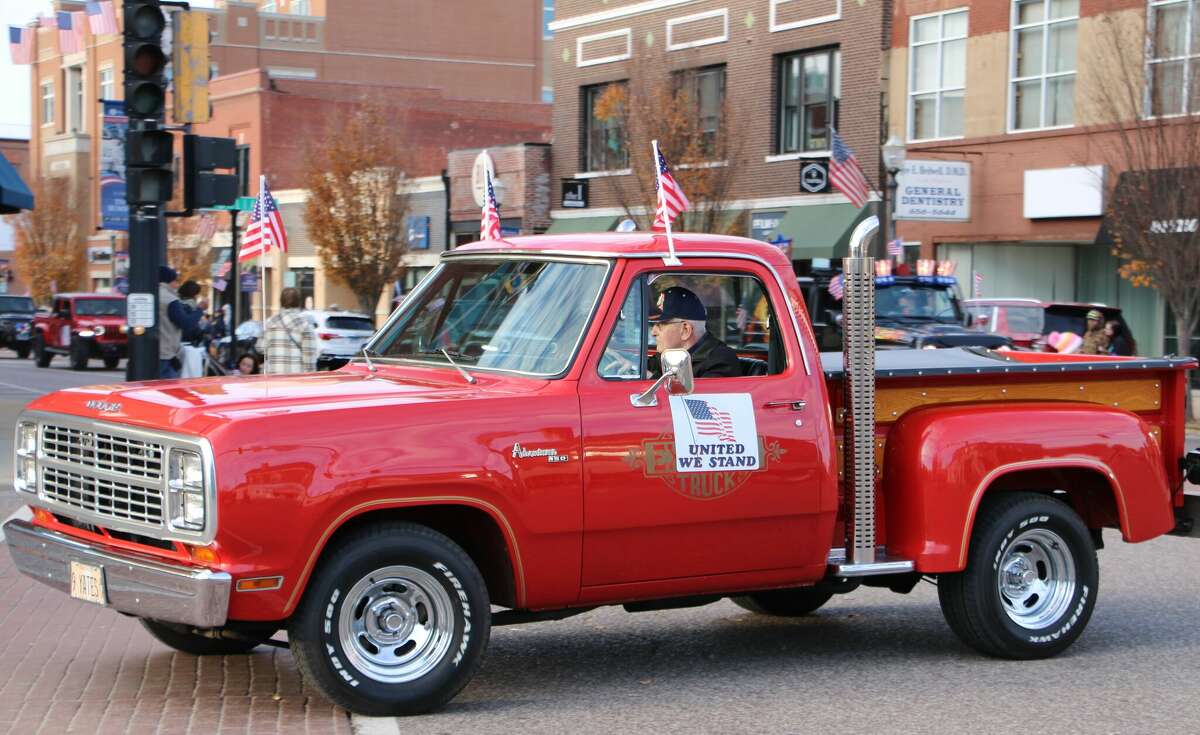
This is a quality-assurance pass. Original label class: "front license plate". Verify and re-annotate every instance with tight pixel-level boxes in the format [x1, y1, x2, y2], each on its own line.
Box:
[69, 561, 107, 605]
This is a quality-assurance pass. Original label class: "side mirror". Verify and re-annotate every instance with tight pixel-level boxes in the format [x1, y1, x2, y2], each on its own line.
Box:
[631, 348, 695, 407]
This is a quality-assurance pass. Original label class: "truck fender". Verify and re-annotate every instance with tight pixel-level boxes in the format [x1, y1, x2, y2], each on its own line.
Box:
[881, 402, 1173, 573]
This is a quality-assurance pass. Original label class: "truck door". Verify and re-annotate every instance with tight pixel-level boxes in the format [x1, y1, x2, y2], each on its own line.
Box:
[577, 260, 835, 590]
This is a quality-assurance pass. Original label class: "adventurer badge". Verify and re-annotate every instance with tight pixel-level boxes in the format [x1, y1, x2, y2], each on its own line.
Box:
[511, 442, 569, 464]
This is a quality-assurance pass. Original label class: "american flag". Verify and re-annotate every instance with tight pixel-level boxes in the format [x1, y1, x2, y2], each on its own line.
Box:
[86, 2, 118, 36]
[829, 128, 872, 209]
[887, 238, 904, 258]
[973, 270, 983, 298]
[684, 399, 736, 442]
[652, 147, 690, 232]
[38, 15, 57, 29]
[8, 27, 33, 65]
[480, 169, 501, 241]
[57, 11, 85, 55]
[827, 273, 844, 301]
[239, 176, 288, 262]
[196, 212, 218, 241]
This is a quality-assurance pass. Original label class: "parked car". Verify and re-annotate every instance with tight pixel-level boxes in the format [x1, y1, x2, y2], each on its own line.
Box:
[32, 293, 128, 370]
[0, 295, 36, 359]
[964, 298, 1134, 353]
[800, 270, 1011, 351]
[304, 310, 376, 370]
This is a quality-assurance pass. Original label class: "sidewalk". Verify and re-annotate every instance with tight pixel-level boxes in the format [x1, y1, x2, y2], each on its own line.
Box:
[0, 546, 351, 735]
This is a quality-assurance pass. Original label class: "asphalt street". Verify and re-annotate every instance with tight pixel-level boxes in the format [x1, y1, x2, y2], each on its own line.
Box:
[0, 353, 1197, 734]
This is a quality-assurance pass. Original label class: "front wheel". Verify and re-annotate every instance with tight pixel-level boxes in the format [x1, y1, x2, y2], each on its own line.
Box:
[103, 355, 120, 370]
[288, 522, 491, 716]
[16, 343, 30, 359]
[69, 338, 88, 370]
[938, 492, 1098, 659]
[33, 334, 50, 368]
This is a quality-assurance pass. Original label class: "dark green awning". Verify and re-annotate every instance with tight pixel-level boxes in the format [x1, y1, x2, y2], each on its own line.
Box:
[545, 215, 618, 234]
[772, 202, 875, 259]
[0, 153, 33, 213]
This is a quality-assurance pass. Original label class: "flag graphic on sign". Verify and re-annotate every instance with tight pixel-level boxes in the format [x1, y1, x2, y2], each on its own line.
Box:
[827, 273, 844, 301]
[480, 169, 501, 241]
[86, 2, 118, 36]
[829, 128, 872, 209]
[887, 238, 904, 258]
[652, 149, 690, 232]
[238, 176, 288, 262]
[684, 398, 736, 442]
[8, 26, 33, 65]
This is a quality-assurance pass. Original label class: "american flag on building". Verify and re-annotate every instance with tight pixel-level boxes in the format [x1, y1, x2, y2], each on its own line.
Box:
[652, 148, 690, 232]
[57, 11, 85, 55]
[86, 2, 118, 36]
[973, 270, 983, 298]
[480, 169, 501, 241]
[684, 399, 736, 442]
[196, 212, 218, 241]
[887, 238, 904, 258]
[829, 128, 872, 209]
[38, 15, 57, 28]
[8, 27, 33, 65]
[238, 176, 288, 262]
[827, 273, 844, 301]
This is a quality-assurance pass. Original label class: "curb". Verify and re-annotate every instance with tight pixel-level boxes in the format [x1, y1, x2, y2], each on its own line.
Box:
[350, 715, 401, 735]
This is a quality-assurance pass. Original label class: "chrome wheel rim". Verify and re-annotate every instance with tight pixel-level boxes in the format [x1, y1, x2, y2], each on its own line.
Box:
[338, 565, 456, 684]
[996, 528, 1076, 630]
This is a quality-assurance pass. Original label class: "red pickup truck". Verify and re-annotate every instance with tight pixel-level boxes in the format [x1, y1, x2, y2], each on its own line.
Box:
[31, 293, 128, 370]
[7, 221, 1199, 716]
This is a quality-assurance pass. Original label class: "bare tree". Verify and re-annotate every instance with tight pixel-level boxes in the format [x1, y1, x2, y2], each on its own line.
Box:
[166, 214, 217, 286]
[1084, 8, 1200, 417]
[302, 100, 411, 318]
[592, 57, 746, 234]
[10, 177, 86, 305]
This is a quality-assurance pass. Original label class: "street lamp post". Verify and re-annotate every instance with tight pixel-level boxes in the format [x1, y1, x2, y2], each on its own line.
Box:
[882, 135, 907, 260]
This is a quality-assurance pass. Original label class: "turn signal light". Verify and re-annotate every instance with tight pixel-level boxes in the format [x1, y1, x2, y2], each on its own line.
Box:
[318, 332, 335, 340]
[236, 576, 284, 592]
[186, 544, 220, 565]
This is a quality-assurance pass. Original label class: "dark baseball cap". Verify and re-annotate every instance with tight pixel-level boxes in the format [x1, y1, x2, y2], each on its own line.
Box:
[159, 265, 177, 283]
[648, 286, 707, 323]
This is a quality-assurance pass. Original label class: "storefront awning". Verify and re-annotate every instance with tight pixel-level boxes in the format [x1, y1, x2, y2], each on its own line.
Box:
[545, 215, 619, 234]
[774, 202, 875, 260]
[0, 153, 33, 214]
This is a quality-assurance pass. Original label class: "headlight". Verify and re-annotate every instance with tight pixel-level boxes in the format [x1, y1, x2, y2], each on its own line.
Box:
[167, 448, 206, 531]
[78, 330, 95, 338]
[93, 326, 106, 336]
[14, 422, 37, 493]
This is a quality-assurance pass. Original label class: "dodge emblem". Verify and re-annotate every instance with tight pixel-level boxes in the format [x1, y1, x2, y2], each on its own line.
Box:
[85, 399, 122, 413]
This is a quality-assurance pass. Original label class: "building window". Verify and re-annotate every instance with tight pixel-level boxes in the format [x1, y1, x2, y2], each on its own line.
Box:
[292, 0, 309, 14]
[1010, 0, 1078, 131]
[544, 1, 554, 40]
[68, 66, 85, 133]
[674, 65, 726, 156]
[236, 145, 251, 196]
[99, 67, 114, 101]
[542, 86, 554, 103]
[777, 48, 840, 154]
[41, 81, 54, 125]
[583, 81, 629, 172]
[1148, 0, 1200, 116]
[909, 9, 967, 141]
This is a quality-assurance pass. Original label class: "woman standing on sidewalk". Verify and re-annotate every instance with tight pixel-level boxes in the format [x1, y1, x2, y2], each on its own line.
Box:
[255, 287, 316, 374]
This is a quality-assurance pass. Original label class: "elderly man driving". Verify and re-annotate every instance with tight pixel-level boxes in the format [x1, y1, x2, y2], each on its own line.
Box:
[648, 286, 741, 378]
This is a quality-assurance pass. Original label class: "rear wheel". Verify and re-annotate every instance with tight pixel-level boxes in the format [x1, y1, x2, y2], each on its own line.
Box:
[938, 492, 1098, 659]
[140, 619, 275, 655]
[69, 338, 88, 370]
[288, 522, 491, 716]
[731, 587, 834, 617]
[33, 334, 50, 368]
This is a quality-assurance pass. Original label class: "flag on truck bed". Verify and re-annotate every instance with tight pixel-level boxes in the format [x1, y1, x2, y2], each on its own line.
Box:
[480, 169, 501, 241]
[239, 176, 288, 262]
[829, 128, 871, 209]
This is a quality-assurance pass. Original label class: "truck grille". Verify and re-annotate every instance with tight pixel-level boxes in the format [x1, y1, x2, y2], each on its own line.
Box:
[41, 424, 163, 480]
[41, 466, 164, 525]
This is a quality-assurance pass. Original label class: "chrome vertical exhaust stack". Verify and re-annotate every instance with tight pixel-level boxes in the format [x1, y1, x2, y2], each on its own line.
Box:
[833, 216, 915, 577]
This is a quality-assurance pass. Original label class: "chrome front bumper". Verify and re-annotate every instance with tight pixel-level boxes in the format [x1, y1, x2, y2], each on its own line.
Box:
[4, 519, 231, 628]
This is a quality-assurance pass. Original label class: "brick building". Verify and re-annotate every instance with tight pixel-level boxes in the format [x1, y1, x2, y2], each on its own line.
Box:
[886, 0, 1186, 354]
[545, 0, 891, 266]
[19, 0, 549, 308]
[0, 138, 32, 294]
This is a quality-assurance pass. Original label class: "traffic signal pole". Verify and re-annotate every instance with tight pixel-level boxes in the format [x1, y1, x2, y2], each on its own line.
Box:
[125, 203, 163, 381]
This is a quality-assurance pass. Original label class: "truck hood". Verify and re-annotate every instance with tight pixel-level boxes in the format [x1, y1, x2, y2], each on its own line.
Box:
[26, 365, 537, 434]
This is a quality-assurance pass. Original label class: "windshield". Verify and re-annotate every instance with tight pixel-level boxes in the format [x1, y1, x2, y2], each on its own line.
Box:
[0, 297, 34, 314]
[74, 298, 126, 317]
[372, 258, 609, 376]
[876, 285, 959, 322]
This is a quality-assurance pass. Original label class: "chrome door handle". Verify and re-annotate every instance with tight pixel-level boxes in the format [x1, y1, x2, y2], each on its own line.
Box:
[763, 399, 807, 411]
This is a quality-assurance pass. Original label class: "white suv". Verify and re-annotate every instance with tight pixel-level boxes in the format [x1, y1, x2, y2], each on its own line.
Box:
[303, 310, 376, 370]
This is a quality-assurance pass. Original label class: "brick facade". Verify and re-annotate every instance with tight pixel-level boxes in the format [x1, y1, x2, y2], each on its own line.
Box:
[447, 144, 553, 239]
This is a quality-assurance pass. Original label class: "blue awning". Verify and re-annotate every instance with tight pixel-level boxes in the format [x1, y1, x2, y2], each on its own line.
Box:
[0, 152, 33, 213]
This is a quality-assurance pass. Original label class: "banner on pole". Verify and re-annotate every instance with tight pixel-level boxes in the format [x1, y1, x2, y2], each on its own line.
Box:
[99, 100, 128, 231]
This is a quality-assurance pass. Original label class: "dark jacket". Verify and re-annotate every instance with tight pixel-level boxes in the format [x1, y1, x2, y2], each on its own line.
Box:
[689, 332, 741, 378]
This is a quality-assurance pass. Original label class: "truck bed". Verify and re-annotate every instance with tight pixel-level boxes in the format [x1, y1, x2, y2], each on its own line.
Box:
[819, 347, 1194, 380]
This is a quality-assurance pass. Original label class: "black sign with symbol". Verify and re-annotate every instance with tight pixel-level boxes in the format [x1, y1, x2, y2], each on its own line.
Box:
[562, 179, 589, 208]
[800, 161, 830, 193]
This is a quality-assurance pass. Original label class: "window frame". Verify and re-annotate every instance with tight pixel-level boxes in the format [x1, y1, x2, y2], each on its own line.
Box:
[1007, 0, 1080, 133]
[672, 64, 727, 157]
[68, 65, 85, 134]
[776, 47, 841, 155]
[40, 80, 55, 126]
[582, 80, 630, 173]
[907, 7, 968, 143]
[1146, 0, 1200, 117]
[99, 66, 114, 101]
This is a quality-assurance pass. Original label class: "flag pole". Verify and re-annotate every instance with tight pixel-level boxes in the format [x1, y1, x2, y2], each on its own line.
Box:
[258, 175, 269, 376]
[652, 139, 681, 266]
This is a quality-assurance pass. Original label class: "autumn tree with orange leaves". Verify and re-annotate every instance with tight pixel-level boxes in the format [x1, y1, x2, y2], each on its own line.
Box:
[166, 214, 218, 287]
[302, 100, 411, 318]
[10, 177, 86, 305]
[592, 58, 745, 235]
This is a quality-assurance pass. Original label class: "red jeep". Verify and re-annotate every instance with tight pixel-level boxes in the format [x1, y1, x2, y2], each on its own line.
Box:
[32, 293, 128, 370]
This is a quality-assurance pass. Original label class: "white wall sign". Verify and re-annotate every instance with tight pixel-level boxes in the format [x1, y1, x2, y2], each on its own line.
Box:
[1023, 165, 1105, 219]
[126, 293, 155, 328]
[471, 151, 496, 208]
[895, 159, 971, 222]
[668, 394, 759, 473]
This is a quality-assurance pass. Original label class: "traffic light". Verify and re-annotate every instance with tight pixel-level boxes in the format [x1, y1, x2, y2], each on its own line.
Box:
[126, 129, 173, 205]
[183, 135, 238, 209]
[123, 1, 167, 120]
[173, 11, 211, 124]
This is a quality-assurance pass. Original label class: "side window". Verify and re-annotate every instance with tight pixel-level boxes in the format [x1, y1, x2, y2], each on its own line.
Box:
[598, 280, 644, 380]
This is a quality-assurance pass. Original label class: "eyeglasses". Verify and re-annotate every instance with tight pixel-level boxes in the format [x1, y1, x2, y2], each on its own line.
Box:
[651, 319, 685, 328]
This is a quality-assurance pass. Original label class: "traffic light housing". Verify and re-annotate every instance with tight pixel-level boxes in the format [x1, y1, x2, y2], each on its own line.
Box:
[183, 135, 238, 209]
[123, 2, 167, 120]
[126, 129, 174, 205]
[173, 11, 212, 123]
